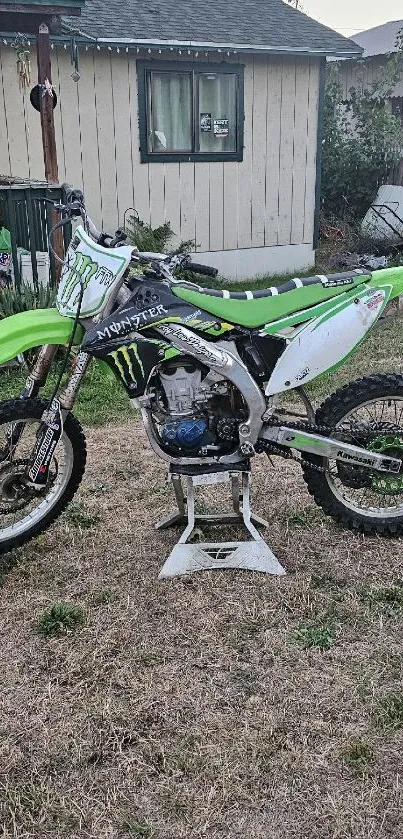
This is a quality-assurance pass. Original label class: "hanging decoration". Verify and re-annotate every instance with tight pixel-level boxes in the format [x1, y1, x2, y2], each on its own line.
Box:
[30, 80, 58, 112]
[5, 37, 239, 61]
[70, 38, 80, 82]
[11, 33, 31, 92]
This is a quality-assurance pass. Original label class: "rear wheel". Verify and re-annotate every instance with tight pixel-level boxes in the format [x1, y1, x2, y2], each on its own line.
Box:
[302, 374, 403, 536]
[0, 398, 86, 554]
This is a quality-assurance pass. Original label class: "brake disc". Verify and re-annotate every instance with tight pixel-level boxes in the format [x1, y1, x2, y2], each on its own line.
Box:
[0, 459, 37, 514]
[0, 458, 57, 514]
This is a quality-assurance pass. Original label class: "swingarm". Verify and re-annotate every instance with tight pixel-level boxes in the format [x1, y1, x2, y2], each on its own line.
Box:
[261, 425, 402, 474]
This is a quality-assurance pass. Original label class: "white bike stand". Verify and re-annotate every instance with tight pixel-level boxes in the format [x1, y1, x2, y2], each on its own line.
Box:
[156, 465, 286, 579]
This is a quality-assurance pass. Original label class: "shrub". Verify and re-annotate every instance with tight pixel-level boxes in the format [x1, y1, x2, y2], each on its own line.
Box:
[376, 694, 403, 729]
[63, 501, 100, 529]
[125, 213, 193, 255]
[0, 281, 56, 319]
[341, 741, 374, 769]
[290, 616, 336, 650]
[322, 50, 403, 220]
[37, 603, 85, 637]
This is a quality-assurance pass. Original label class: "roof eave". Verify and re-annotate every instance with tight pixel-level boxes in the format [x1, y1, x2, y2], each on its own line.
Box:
[361, 50, 397, 58]
[336, 49, 395, 61]
[58, 28, 364, 57]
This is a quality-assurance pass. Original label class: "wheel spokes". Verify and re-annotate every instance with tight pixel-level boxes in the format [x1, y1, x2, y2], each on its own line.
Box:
[327, 397, 403, 515]
[0, 416, 70, 536]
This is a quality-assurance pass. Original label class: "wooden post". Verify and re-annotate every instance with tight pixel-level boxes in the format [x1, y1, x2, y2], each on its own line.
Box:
[37, 22, 58, 182]
[37, 22, 63, 279]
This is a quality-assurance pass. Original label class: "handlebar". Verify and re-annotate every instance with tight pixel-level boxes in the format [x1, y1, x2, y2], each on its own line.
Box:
[137, 251, 170, 262]
[186, 262, 218, 278]
[58, 185, 219, 280]
[87, 217, 104, 243]
[132, 252, 218, 278]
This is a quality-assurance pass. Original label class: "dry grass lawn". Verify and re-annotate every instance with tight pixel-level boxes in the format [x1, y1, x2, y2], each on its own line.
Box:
[1, 419, 403, 839]
[1, 314, 403, 838]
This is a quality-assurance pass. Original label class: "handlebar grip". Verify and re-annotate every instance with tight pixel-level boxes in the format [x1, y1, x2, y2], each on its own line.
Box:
[61, 182, 73, 197]
[62, 183, 84, 204]
[187, 262, 218, 278]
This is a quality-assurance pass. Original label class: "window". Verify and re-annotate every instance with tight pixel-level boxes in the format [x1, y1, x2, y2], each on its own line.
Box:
[137, 61, 244, 163]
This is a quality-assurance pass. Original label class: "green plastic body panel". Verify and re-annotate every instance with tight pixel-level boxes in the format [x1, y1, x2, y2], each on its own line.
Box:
[0, 308, 83, 365]
[368, 267, 403, 299]
[173, 267, 403, 328]
[173, 274, 366, 328]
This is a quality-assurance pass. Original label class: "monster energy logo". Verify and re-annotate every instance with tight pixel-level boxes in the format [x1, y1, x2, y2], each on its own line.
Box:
[109, 343, 145, 388]
[60, 251, 115, 309]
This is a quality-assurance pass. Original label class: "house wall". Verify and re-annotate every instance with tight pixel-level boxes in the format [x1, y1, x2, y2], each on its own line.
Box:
[0, 45, 320, 279]
[335, 55, 403, 99]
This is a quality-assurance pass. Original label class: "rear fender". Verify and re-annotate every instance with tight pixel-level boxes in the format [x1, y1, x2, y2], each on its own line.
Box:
[0, 308, 83, 365]
[368, 267, 403, 303]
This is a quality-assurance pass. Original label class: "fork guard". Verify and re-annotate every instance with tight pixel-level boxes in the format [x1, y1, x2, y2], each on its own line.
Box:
[0, 309, 84, 365]
[261, 425, 402, 474]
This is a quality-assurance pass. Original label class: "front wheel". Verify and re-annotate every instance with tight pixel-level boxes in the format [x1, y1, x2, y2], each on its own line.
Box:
[302, 374, 403, 536]
[0, 398, 86, 554]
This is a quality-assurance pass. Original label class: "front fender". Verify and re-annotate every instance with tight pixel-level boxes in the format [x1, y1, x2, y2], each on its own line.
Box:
[0, 308, 84, 365]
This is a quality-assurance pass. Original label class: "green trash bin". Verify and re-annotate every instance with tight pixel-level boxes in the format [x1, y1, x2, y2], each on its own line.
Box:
[0, 182, 72, 288]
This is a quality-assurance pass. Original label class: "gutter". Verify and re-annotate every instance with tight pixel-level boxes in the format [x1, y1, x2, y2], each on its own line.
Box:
[95, 37, 363, 57]
[0, 25, 363, 58]
[0, 30, 363, 59]
[58, 26, 363, 58]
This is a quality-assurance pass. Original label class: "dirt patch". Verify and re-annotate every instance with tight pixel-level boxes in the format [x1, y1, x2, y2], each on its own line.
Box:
[1, 418, 403, 838]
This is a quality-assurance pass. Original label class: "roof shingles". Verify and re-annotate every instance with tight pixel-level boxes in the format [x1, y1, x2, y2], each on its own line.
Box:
[63, 0, 362, 57]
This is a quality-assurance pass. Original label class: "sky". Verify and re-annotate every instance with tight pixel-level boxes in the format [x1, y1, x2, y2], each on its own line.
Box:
[302, 0, 403, 36]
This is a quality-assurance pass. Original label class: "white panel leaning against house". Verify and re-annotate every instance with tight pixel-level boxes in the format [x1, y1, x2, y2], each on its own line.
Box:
[194, 244, 315, 281]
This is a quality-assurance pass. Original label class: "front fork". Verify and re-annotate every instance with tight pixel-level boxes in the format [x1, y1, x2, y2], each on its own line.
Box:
[26, 350, 92, 487]
[20, 344, 59, 400]
[6, 347, 92, 488]
[4, 344, 59, 458]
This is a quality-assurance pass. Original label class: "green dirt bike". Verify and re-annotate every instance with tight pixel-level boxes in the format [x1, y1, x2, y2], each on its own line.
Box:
[0, 187, 403, 554]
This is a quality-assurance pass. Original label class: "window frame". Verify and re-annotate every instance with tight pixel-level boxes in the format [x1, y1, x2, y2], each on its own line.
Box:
[137, 60, 244, 163]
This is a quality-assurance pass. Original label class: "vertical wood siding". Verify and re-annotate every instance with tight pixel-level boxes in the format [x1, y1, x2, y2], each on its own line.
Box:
[264, 56, 283, 247]
[237, 57, 254, 249]
[0, 47, 320, 250]
[303, 61, 320, 245]
[277, 58, 297, 246]
[251, 57, 268, 248]
[54, 46, 82, 187]
[335, 56, 403, 100]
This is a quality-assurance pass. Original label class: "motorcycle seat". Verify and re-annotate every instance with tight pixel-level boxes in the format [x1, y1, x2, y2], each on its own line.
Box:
[173, 270, 370, 329]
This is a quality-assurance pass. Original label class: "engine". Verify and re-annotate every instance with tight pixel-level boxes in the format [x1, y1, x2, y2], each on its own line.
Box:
[151, 357, 245, 455]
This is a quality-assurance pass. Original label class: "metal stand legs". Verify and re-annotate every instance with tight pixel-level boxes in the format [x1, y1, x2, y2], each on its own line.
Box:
[156, 468, 286, 579]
